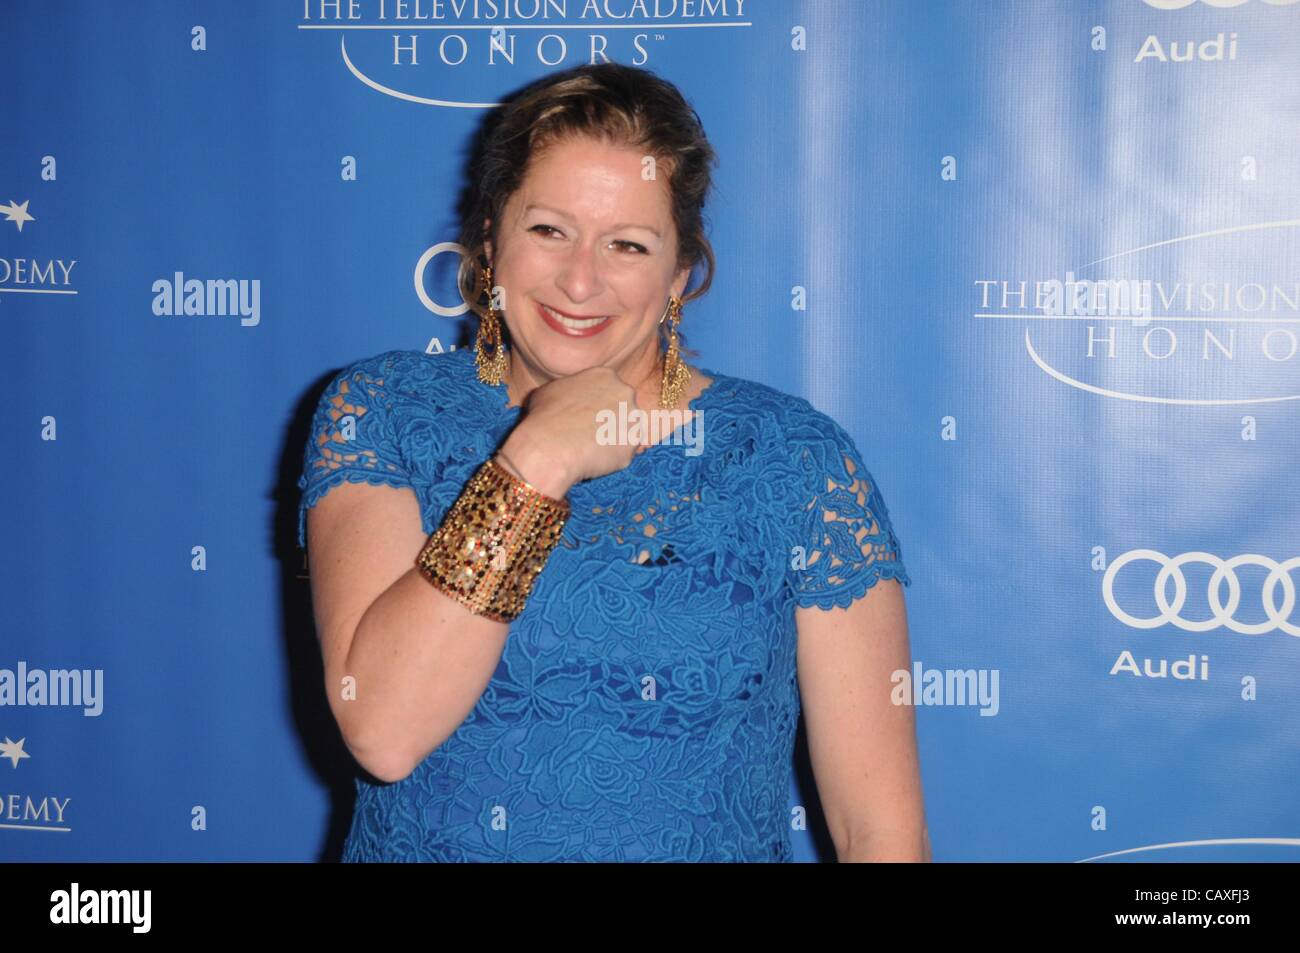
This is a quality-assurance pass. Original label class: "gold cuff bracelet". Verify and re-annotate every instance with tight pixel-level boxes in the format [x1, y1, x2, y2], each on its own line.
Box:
[414, 456, 570, 622]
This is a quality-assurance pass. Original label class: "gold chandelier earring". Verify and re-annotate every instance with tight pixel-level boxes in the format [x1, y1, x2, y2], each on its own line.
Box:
[475, 263, 508, 386]
[660, 294, 691, 409]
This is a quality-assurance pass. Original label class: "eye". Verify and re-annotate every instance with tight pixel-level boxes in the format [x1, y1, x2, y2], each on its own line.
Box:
[529, 225, 645, 254]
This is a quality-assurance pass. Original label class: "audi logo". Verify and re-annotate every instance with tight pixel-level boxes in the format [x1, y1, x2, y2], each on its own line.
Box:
[1102, 549, 1299, 637]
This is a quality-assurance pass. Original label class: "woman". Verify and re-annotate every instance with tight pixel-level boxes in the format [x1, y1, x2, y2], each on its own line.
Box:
[297, 63, 927, 862]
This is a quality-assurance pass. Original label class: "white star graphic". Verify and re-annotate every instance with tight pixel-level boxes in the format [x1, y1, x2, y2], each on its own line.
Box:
[0, 737, 31, 768]
[2, 200, 35, 232]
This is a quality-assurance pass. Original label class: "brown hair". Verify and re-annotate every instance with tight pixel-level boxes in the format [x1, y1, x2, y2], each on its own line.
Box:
[455, 62, 718, 357]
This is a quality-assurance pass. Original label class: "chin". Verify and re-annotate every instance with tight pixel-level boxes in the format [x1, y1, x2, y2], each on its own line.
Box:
[517, 338, 611, 377]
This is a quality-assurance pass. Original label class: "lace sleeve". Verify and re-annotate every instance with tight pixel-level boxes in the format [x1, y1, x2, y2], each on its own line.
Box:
[788, 410, 911, 610]
[296, 353, 414, 550]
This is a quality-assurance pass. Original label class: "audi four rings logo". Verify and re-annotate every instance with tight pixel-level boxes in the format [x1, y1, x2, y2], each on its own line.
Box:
[1103, 549, 1300, 636]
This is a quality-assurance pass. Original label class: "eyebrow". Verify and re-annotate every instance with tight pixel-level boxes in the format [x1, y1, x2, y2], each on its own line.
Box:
[523, 203, 661, 239]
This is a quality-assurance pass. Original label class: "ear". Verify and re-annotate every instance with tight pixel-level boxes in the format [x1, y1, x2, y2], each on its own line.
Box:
[482, 217, 493, 267]
[671, 264, 691, 299]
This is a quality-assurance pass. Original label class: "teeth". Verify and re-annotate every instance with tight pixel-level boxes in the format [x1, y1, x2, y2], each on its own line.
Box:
[543, 304, 610, 330]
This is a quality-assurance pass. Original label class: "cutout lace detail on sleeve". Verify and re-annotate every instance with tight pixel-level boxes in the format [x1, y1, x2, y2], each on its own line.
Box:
[791, 413, 911, 610]
[296, 353, 414, 549]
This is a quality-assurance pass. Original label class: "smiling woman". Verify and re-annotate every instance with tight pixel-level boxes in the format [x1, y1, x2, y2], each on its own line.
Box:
[296, 61, 925, 863]
[478, 133, 697, 397]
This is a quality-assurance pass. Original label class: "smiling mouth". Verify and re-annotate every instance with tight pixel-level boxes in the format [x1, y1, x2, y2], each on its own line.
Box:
[538, 301, 613, 331]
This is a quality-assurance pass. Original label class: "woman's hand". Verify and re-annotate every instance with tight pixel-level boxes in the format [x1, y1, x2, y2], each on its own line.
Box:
[495, 366, 648, 498]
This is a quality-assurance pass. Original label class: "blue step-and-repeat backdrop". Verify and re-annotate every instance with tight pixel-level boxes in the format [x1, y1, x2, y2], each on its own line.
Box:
[4, 0, 1298, 861]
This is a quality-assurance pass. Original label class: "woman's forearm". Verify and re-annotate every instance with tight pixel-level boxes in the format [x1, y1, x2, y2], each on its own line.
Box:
[332, 433, 574, 783]
[339, 569, 510, 782]
[838, 825, 931, 862]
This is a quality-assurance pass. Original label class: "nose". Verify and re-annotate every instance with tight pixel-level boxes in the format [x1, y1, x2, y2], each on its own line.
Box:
[553, 238, 605, 305]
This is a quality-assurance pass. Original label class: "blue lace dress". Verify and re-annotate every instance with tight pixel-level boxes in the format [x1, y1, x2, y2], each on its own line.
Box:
[297, 346, 911, 862]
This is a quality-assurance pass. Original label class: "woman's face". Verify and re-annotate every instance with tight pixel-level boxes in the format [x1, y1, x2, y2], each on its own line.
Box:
[483, 134, 691, 392]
